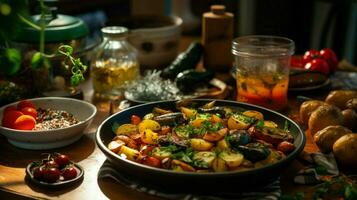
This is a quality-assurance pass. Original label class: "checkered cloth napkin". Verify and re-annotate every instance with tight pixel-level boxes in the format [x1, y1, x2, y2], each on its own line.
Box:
[294, 152, 339, 185]
[98, 160, 281, 200]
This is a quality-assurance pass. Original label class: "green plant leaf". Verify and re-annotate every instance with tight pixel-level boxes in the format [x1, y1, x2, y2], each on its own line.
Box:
[345, 185, 357, 200]
[0, 48, 21, 75]
[31, 52, 50, 69]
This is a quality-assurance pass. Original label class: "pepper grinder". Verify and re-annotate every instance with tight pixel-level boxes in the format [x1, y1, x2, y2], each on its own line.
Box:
[202, 5, 234, 72]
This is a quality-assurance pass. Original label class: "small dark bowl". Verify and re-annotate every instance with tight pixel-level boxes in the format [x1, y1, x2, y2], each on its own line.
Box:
[96, 99, 305, 193]
[26, 162, 84, 188]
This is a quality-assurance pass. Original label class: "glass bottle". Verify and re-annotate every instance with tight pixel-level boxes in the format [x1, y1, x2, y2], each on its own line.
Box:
[91, 26, 139, 99]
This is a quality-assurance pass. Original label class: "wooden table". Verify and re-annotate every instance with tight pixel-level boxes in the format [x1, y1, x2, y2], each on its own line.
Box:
[0, 37, 322, 200]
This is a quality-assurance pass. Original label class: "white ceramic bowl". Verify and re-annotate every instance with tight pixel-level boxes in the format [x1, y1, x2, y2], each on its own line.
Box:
[0, 97, 97, 150]
[112, 15, 182, 68]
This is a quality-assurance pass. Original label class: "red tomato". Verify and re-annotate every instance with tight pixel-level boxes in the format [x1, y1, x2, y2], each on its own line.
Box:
[62, 166, 78, 180]
[319, 48, 338, 73]
[43, 167, 60, 183]
[141, 156, 161, 168]
[21, 107, 37, 119]
[304, 58, 330, 74]
[290, 56, 304, 68]
[302, 49, 320, 64]
[4, 105, 17, 114]
[131, 115, 141, 125]
[2, 110, 23, 128]
[45, 160, 59, 169]
[54, 154, 70, 168]
[32, 166, 45, 181]
[13, 115, 36, 130]
[17, 100, 35, 110]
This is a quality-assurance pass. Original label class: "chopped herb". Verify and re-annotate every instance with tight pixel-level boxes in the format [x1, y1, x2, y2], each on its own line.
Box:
[284, 120, 290, 132]
[202, 121, 212, 129]
[192, 160, 209, 169]
[233, 113, 256, 124]
[172, 148, 194, 163]
[256, 120, 265, 130]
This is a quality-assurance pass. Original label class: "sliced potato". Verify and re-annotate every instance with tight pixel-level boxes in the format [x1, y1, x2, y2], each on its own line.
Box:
[118, 146, 140, 161]
[143, 113, 154, 120]
[138, 119, 161, 134]
[217, 139, 230, 150]
[227, 113, 255, 130]
[190, 118, 205, 127]
[264, 120, 278, 128]
[151, 147, 172, 160]
[115, 124, 137, 135]
[153, 107, 172, 115]
[113, 135, 138, 149]
[210, 114, 223, 123]
[243, 110, 264, 121]
[141, 129, 159, 144]
[193, 151, 216, 168]
[202, 100, 216, 109]
[212, 157, 228, 172]
[190, 138, 214, 151]
[203, 128, 228, 142]
[219, 151, 244, 168]
[180, 107, 197, 119]
[108, 140, 125, 153]
[171, 159, 195, 172]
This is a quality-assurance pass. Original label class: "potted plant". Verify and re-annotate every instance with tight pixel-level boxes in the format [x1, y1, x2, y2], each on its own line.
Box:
[0, 0, 88, 105]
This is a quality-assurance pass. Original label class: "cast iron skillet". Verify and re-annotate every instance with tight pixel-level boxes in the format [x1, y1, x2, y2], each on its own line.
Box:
[96, 99, 305, 193]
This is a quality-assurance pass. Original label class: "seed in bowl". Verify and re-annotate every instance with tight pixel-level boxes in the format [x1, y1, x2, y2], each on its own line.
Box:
[34, 108, 79, 130]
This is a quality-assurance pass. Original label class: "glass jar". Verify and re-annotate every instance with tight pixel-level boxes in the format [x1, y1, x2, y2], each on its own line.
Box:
[232, 35, 294, 110]
[91, 26, 140, 99]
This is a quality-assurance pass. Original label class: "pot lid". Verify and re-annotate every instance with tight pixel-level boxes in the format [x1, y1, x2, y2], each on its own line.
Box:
[14, 14, 88, 43]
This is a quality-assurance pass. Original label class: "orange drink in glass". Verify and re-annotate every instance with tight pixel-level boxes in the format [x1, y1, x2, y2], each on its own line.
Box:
[232, 36, 294, 110]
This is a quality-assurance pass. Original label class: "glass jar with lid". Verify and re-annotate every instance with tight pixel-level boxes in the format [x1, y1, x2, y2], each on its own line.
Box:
[91, 26, 140, 99]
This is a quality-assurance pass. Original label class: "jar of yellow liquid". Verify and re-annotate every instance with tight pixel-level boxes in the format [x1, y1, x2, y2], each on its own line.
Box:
[91, 26, 139, 99]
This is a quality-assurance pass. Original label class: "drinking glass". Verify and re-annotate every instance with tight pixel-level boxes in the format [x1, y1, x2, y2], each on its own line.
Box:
[232, 35, 295, 110]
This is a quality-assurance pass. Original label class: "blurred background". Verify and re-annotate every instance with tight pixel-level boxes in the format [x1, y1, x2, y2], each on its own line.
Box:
[28, 0, 356, 64]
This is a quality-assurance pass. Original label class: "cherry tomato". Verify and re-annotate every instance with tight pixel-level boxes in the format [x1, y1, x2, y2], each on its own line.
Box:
[21, 107, 38, 119]
[43, 167, 60, 183]
[17, 100, 35, 110]
[290, 56, 304, 68]
[13, 115, 36, 130]
[141, 156, 161, 168]
[32, 166, 45, 181]
[62, 166, 78, 180]
[131, 115, 141, 125]
[319, 48, 338, 73]
[45, 160, 59, 168]
[302, 49, 320, 64]
[2, 110, 23, 128]
[304, 58, 330, 74]
[54, 154, 70, 168]
[3, 105, 17, 114]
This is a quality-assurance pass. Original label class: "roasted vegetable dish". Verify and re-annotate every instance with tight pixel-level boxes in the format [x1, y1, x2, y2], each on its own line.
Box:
[107, 101, 295, 172]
